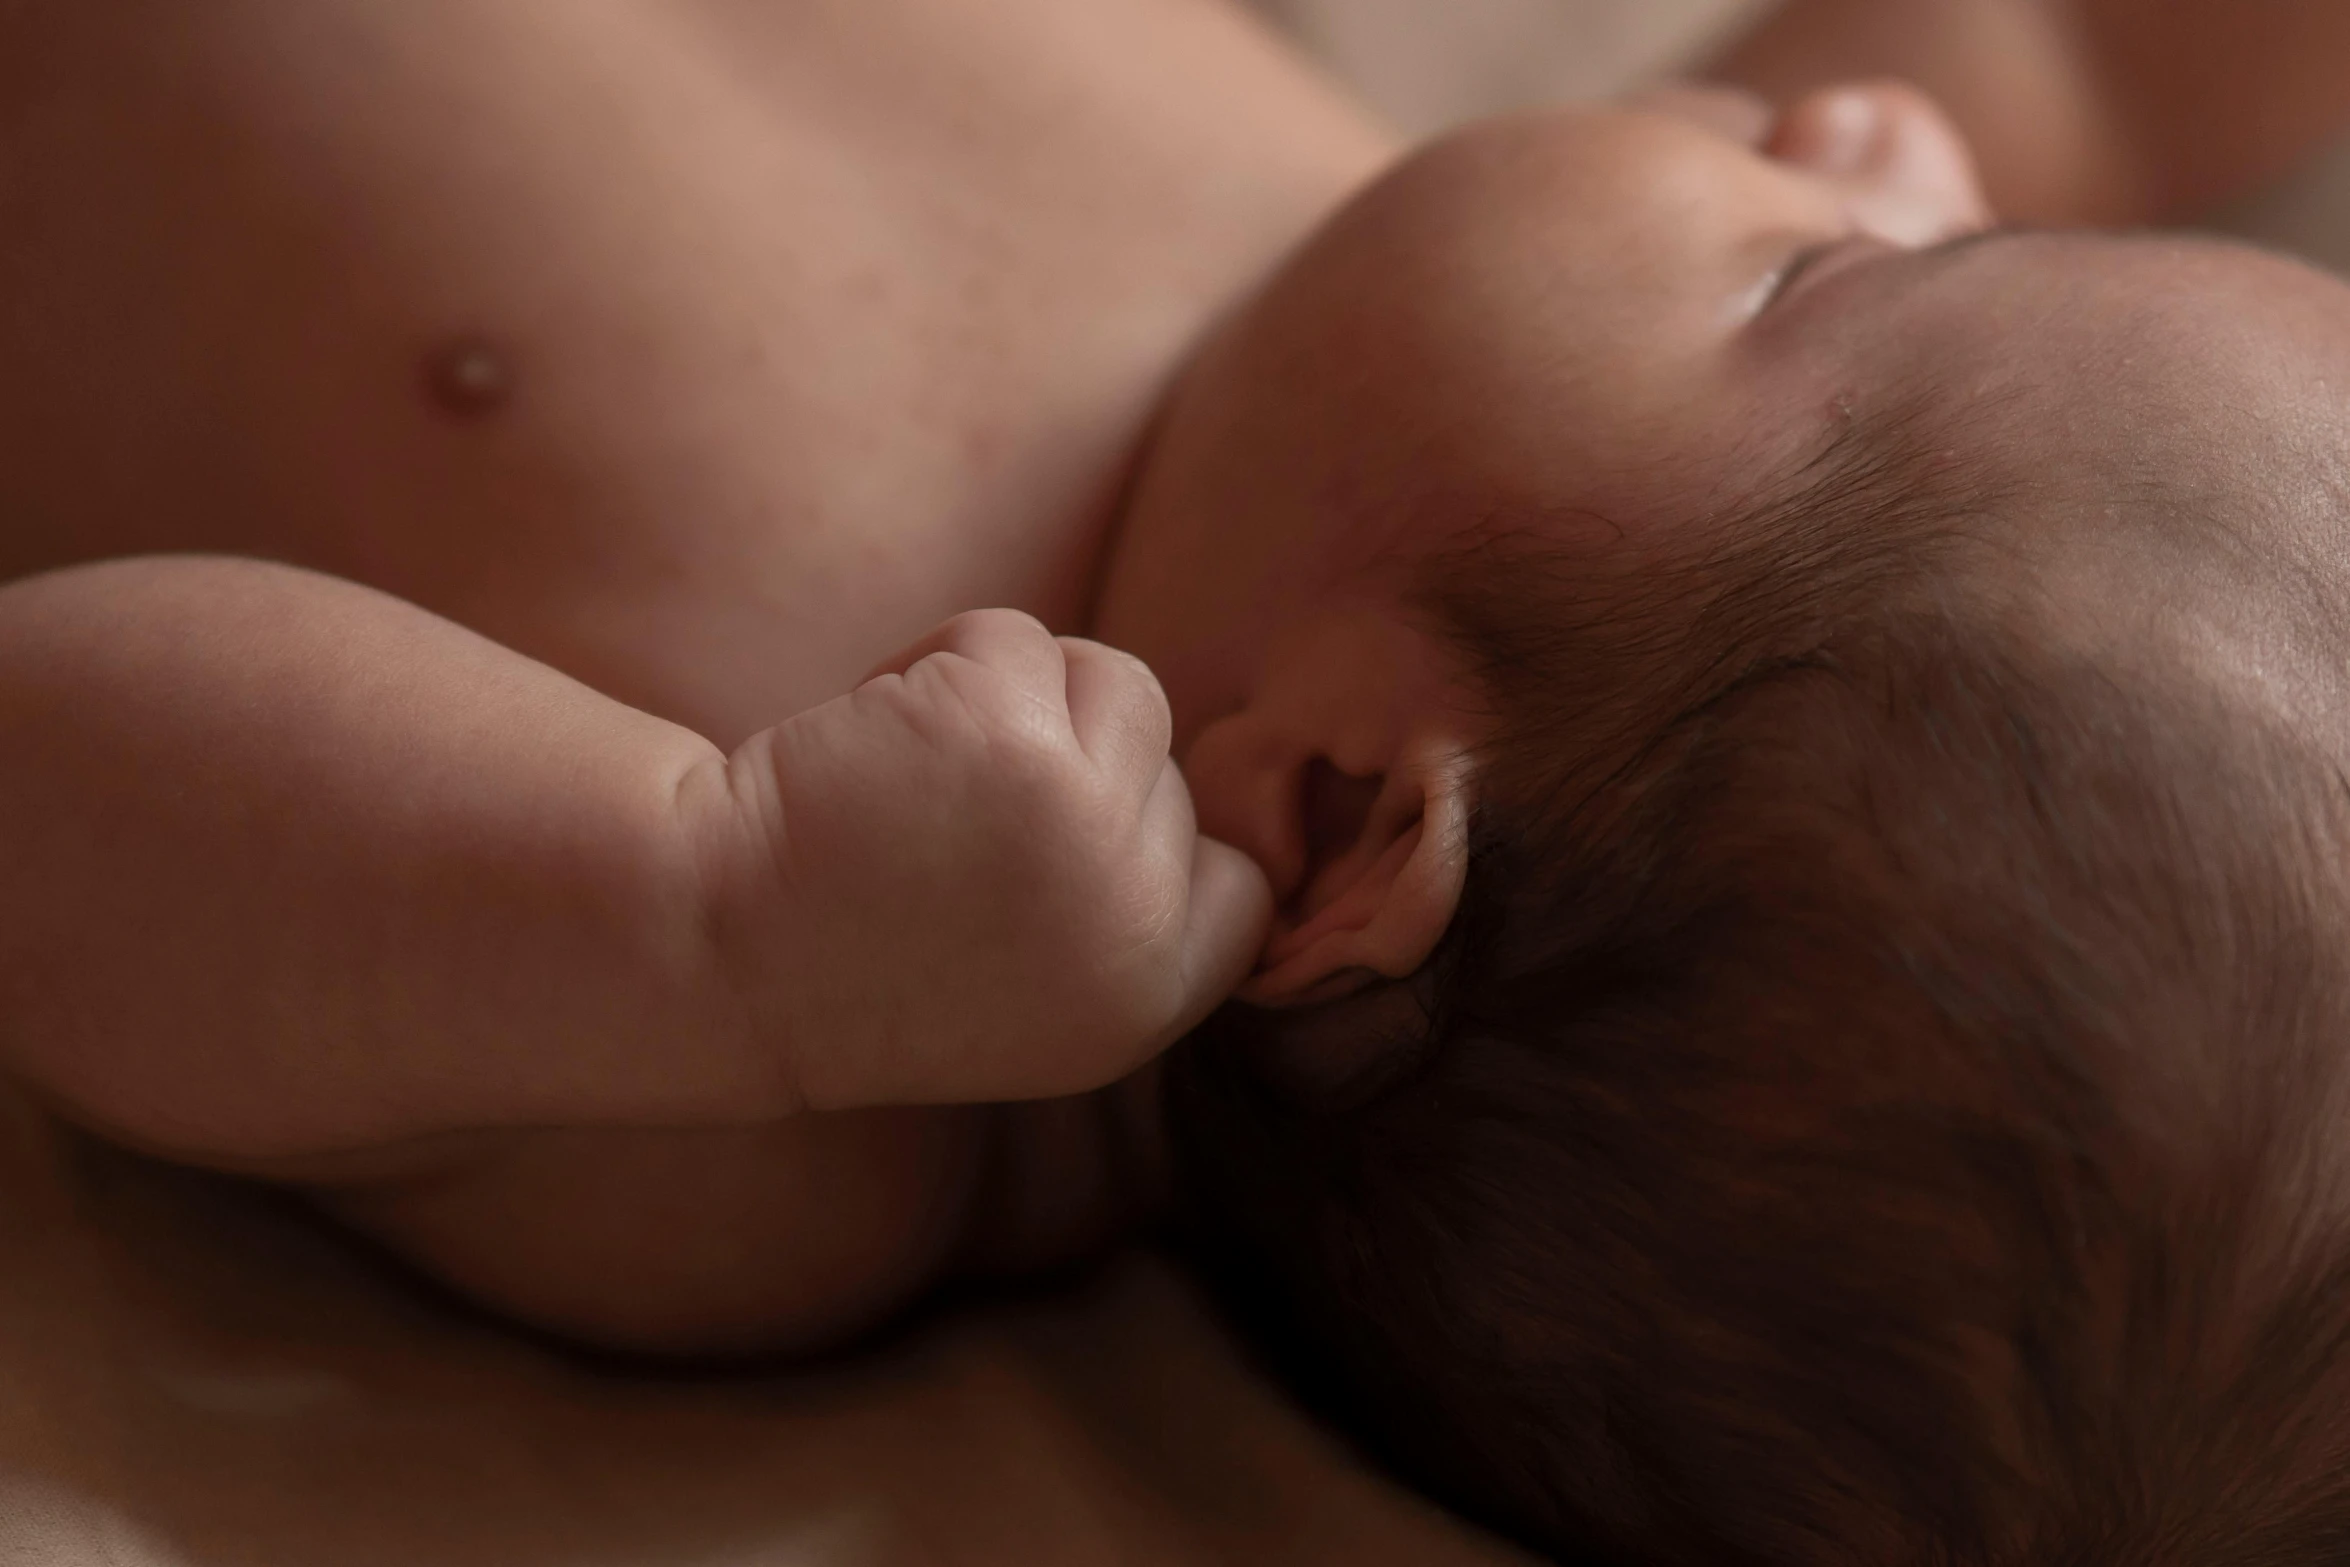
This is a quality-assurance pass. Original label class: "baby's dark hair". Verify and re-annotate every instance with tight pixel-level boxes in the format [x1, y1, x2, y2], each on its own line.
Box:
[1166, 413, 2350, 1564]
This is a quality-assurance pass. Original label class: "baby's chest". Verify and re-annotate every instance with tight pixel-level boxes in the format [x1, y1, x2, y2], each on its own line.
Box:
[0, 0, 1377, 743]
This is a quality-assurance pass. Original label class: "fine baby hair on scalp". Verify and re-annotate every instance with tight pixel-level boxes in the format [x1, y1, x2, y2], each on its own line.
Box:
[1165, 406, 2350, 1565]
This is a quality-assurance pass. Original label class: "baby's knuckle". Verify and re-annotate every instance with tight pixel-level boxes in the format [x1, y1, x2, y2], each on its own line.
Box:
[1112, 667, 1174, 751]
[916, 656, 1039, 742]
[958, 608, 1058, 665]
[945, 605, 1037, 639]
[915, 648, 994, 704]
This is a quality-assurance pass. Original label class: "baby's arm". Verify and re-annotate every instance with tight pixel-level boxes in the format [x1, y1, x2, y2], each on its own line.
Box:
[0, 555, 770, 1162]
[1710, 0, 2350, 225]
[0, 558, 1264, 1170]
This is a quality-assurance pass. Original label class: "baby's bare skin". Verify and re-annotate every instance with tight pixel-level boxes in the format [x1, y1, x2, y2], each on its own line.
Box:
[0, 0, 1376, 1351]
[7, 0, 2350, 1359]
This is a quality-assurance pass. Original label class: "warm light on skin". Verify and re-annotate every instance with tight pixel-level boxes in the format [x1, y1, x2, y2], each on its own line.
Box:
[1088, 81, 2350, 1011]
[1089, 82, 1996, 757]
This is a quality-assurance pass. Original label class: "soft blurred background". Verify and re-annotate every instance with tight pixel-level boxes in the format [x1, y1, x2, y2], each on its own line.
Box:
[1250, 0, 1758, 131]
[1247, 0, 2350, 273]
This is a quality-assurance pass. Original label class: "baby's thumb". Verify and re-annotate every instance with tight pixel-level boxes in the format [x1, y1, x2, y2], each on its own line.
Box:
[1167, 834, 1275, 1044]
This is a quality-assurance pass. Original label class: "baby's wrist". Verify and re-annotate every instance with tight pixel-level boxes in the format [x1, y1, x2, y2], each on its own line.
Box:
[665, 742, 828, 1117]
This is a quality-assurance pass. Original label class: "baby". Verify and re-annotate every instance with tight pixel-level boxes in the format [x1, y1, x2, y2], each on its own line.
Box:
[1159, 43, 2350, 1567]
[6, 1, 2350, 1563]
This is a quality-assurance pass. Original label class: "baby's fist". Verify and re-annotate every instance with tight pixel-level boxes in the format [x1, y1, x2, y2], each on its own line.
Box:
[713, 611, 1271, 1111]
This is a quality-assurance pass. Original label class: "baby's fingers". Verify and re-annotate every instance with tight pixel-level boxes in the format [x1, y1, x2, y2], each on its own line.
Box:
[1167, 834, 1275, 1044]
[1137, 758, 1273, 1048]
[860, 608, 1065, 695]
[1061, 638, 1173, 784]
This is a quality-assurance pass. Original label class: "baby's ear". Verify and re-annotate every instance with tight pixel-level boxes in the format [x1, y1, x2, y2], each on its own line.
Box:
[1237, 741, 1472, 1008]
[1177, 608, 1480, 1007]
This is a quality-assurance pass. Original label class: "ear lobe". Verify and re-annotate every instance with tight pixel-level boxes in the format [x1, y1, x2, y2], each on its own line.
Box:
[1239, 746, 1472, 1007]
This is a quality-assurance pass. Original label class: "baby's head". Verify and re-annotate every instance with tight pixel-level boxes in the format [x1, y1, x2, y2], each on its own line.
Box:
[1091, 86, 2350, 1562]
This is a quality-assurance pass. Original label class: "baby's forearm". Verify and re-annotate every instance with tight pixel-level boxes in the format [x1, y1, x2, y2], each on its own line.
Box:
[0, 556, 782, 1164]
